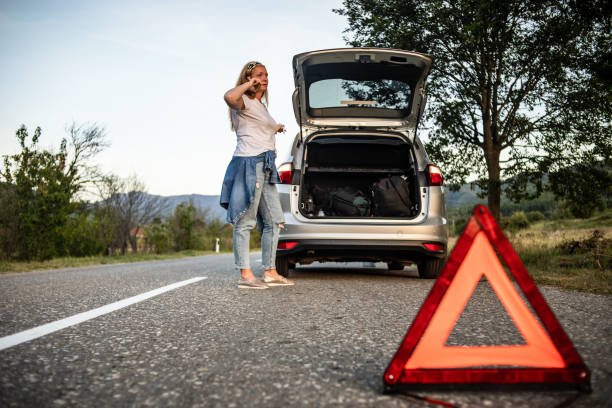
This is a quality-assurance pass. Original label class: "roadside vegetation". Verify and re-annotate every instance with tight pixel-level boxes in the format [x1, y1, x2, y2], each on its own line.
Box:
[513, 223, 611, 295]
[0, 124, 257, 274]
[450, 207, 612, 295]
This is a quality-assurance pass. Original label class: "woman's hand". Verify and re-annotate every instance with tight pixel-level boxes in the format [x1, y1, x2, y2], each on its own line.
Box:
[275, 124, 286, 134]
[247, 77, 261, 92]
[224, 78, 260, 110]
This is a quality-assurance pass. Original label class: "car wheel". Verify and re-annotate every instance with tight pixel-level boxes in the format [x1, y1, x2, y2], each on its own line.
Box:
[276, 257, 290, 277]
[418, 257, 445, 279]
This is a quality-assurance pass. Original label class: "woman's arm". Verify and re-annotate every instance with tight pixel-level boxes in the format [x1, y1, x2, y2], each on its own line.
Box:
[224, 78, 259, 110]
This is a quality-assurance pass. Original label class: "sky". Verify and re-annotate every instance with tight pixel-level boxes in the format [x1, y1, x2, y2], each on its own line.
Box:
[0, 0, 347, 197]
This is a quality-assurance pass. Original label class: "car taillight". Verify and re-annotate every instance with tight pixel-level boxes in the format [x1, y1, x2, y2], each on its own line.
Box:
[277, 162, 292, 184]
[278, 241, 298, 249]
[428, 164, 444, 186]
[423, 243, 444, 251]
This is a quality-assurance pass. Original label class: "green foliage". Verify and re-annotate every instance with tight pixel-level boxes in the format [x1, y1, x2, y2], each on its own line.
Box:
[62, 206, 106, 257]
[168, 202, 205, 251]
[142, 202, 238, 254]
[511, 223, 612, 294]
[1, 126, 73, 260]
[552, 204, 574, 220]
[509, 211, 530, 230]
[0, 124, 108, 260]
[447, 188, 557, 235]
[492, 211, 530, 232]
[90, 201, 122, 255]
[334, 0, 611, 219]
[144, 221, 173, 254]
[500, 190, 557, 218]
[0, 183, 19, 260]
[527, 211, 545, 223]
[0, 124, 246, 261]
[202, 216, 234, 252]
[548, 162, 612, 218]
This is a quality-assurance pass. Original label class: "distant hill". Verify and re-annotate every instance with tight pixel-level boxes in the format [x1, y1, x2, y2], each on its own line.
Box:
[444, 184, 483, 209]
[159, 187, 481, 223]
[158, 194, 226, 221]
[157, 182, 551, 223]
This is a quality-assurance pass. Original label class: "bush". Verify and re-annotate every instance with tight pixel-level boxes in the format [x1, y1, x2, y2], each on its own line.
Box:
[527, 211, 545, 222]
[62, 209, 106, 257]
[0, 183, 19, 260]
[144, 222, 173, 254]
[169, 202, 205, 251]
[510, 211, 530, 230]
[552, 204, 573, 220]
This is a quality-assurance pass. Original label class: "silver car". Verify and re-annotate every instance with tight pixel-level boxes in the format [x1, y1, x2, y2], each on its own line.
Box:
[275, 48, 447, 278]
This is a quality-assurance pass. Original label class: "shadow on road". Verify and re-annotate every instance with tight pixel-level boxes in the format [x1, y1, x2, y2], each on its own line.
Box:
[289, 261, 421, 279]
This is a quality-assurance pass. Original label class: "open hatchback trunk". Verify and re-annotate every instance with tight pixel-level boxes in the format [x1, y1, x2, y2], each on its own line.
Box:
[292, 48, 433, 220]
[292, 48, 433, 129]
[299, 133, 421, 219]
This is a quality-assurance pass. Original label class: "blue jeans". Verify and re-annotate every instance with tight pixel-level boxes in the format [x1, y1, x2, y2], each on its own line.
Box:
[233, 161, 283, 271]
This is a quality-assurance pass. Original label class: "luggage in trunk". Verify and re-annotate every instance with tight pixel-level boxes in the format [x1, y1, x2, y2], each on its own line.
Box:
[299, 135, 420, 218]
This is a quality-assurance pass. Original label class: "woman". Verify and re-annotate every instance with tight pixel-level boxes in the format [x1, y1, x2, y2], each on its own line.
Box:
[220, 61, 294, 289]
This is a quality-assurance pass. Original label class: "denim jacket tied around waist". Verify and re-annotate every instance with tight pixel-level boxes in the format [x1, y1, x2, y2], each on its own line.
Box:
[219, 150, 284, 229]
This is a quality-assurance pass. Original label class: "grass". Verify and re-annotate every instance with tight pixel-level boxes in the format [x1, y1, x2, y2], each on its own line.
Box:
[528, 210, 612, 230]
[449, 209, 612, 295]
[508, 226, 611, 295]
[0, 250, 232, 275]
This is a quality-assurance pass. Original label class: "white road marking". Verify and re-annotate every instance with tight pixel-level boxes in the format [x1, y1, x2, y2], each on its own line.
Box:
[0, 276, 207, 352]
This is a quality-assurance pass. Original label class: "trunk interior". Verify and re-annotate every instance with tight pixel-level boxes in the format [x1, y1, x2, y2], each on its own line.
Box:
[299, 134, 421, 219]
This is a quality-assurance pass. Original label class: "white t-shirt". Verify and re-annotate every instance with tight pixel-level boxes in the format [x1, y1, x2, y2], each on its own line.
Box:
[231, 94, 278, 157]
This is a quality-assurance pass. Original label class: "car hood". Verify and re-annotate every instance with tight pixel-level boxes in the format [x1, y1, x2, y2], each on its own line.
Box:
[292, 48, 432, 129]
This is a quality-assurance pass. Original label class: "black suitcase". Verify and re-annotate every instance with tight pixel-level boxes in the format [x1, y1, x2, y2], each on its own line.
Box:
[330, 187, 371, 216]
[371, 176, 414, 216]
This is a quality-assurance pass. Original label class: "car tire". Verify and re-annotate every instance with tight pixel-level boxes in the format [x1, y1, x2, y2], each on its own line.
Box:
[418, 257, 445, 279]
[276, 257, 290, 277]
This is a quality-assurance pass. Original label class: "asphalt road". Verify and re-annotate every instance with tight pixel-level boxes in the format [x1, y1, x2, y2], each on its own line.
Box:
[0, 254, 610, 407]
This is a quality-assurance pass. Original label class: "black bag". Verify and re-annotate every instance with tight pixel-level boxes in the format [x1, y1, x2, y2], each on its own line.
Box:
[330, 187, 371, 216]
[371, 176, 414, 216]
[311, 185, 331, 213]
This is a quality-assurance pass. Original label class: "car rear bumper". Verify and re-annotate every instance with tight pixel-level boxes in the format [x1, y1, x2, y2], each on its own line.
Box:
[276, 238, 446, 264]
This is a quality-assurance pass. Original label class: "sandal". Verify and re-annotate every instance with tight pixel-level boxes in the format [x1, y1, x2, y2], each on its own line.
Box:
[262, 275, 295, 286]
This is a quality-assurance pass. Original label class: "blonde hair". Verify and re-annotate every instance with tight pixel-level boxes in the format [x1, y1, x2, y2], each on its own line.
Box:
[229, 61, 269, 131]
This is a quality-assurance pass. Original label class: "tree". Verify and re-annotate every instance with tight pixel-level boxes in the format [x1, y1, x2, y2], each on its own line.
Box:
[62, 202, 106, 257]
[97, 174, 166, 254]
[548, 160, 612, 218]
[0, 182, 19, 259]
[168, 201, 208, 251]
[144, 218, 173, 254]
[334, 0, 611, 219]
[0, 124, 107, 260]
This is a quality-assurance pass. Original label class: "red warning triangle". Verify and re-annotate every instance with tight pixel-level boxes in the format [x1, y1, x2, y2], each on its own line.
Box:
[384, 205, 591, 392]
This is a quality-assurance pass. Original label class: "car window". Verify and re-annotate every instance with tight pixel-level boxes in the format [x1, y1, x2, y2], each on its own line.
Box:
[308, 78, 412, 110]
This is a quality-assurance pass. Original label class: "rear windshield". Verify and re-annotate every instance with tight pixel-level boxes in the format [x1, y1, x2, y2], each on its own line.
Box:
[308, 78, 411, 110]
[304, 62, 418, 118]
